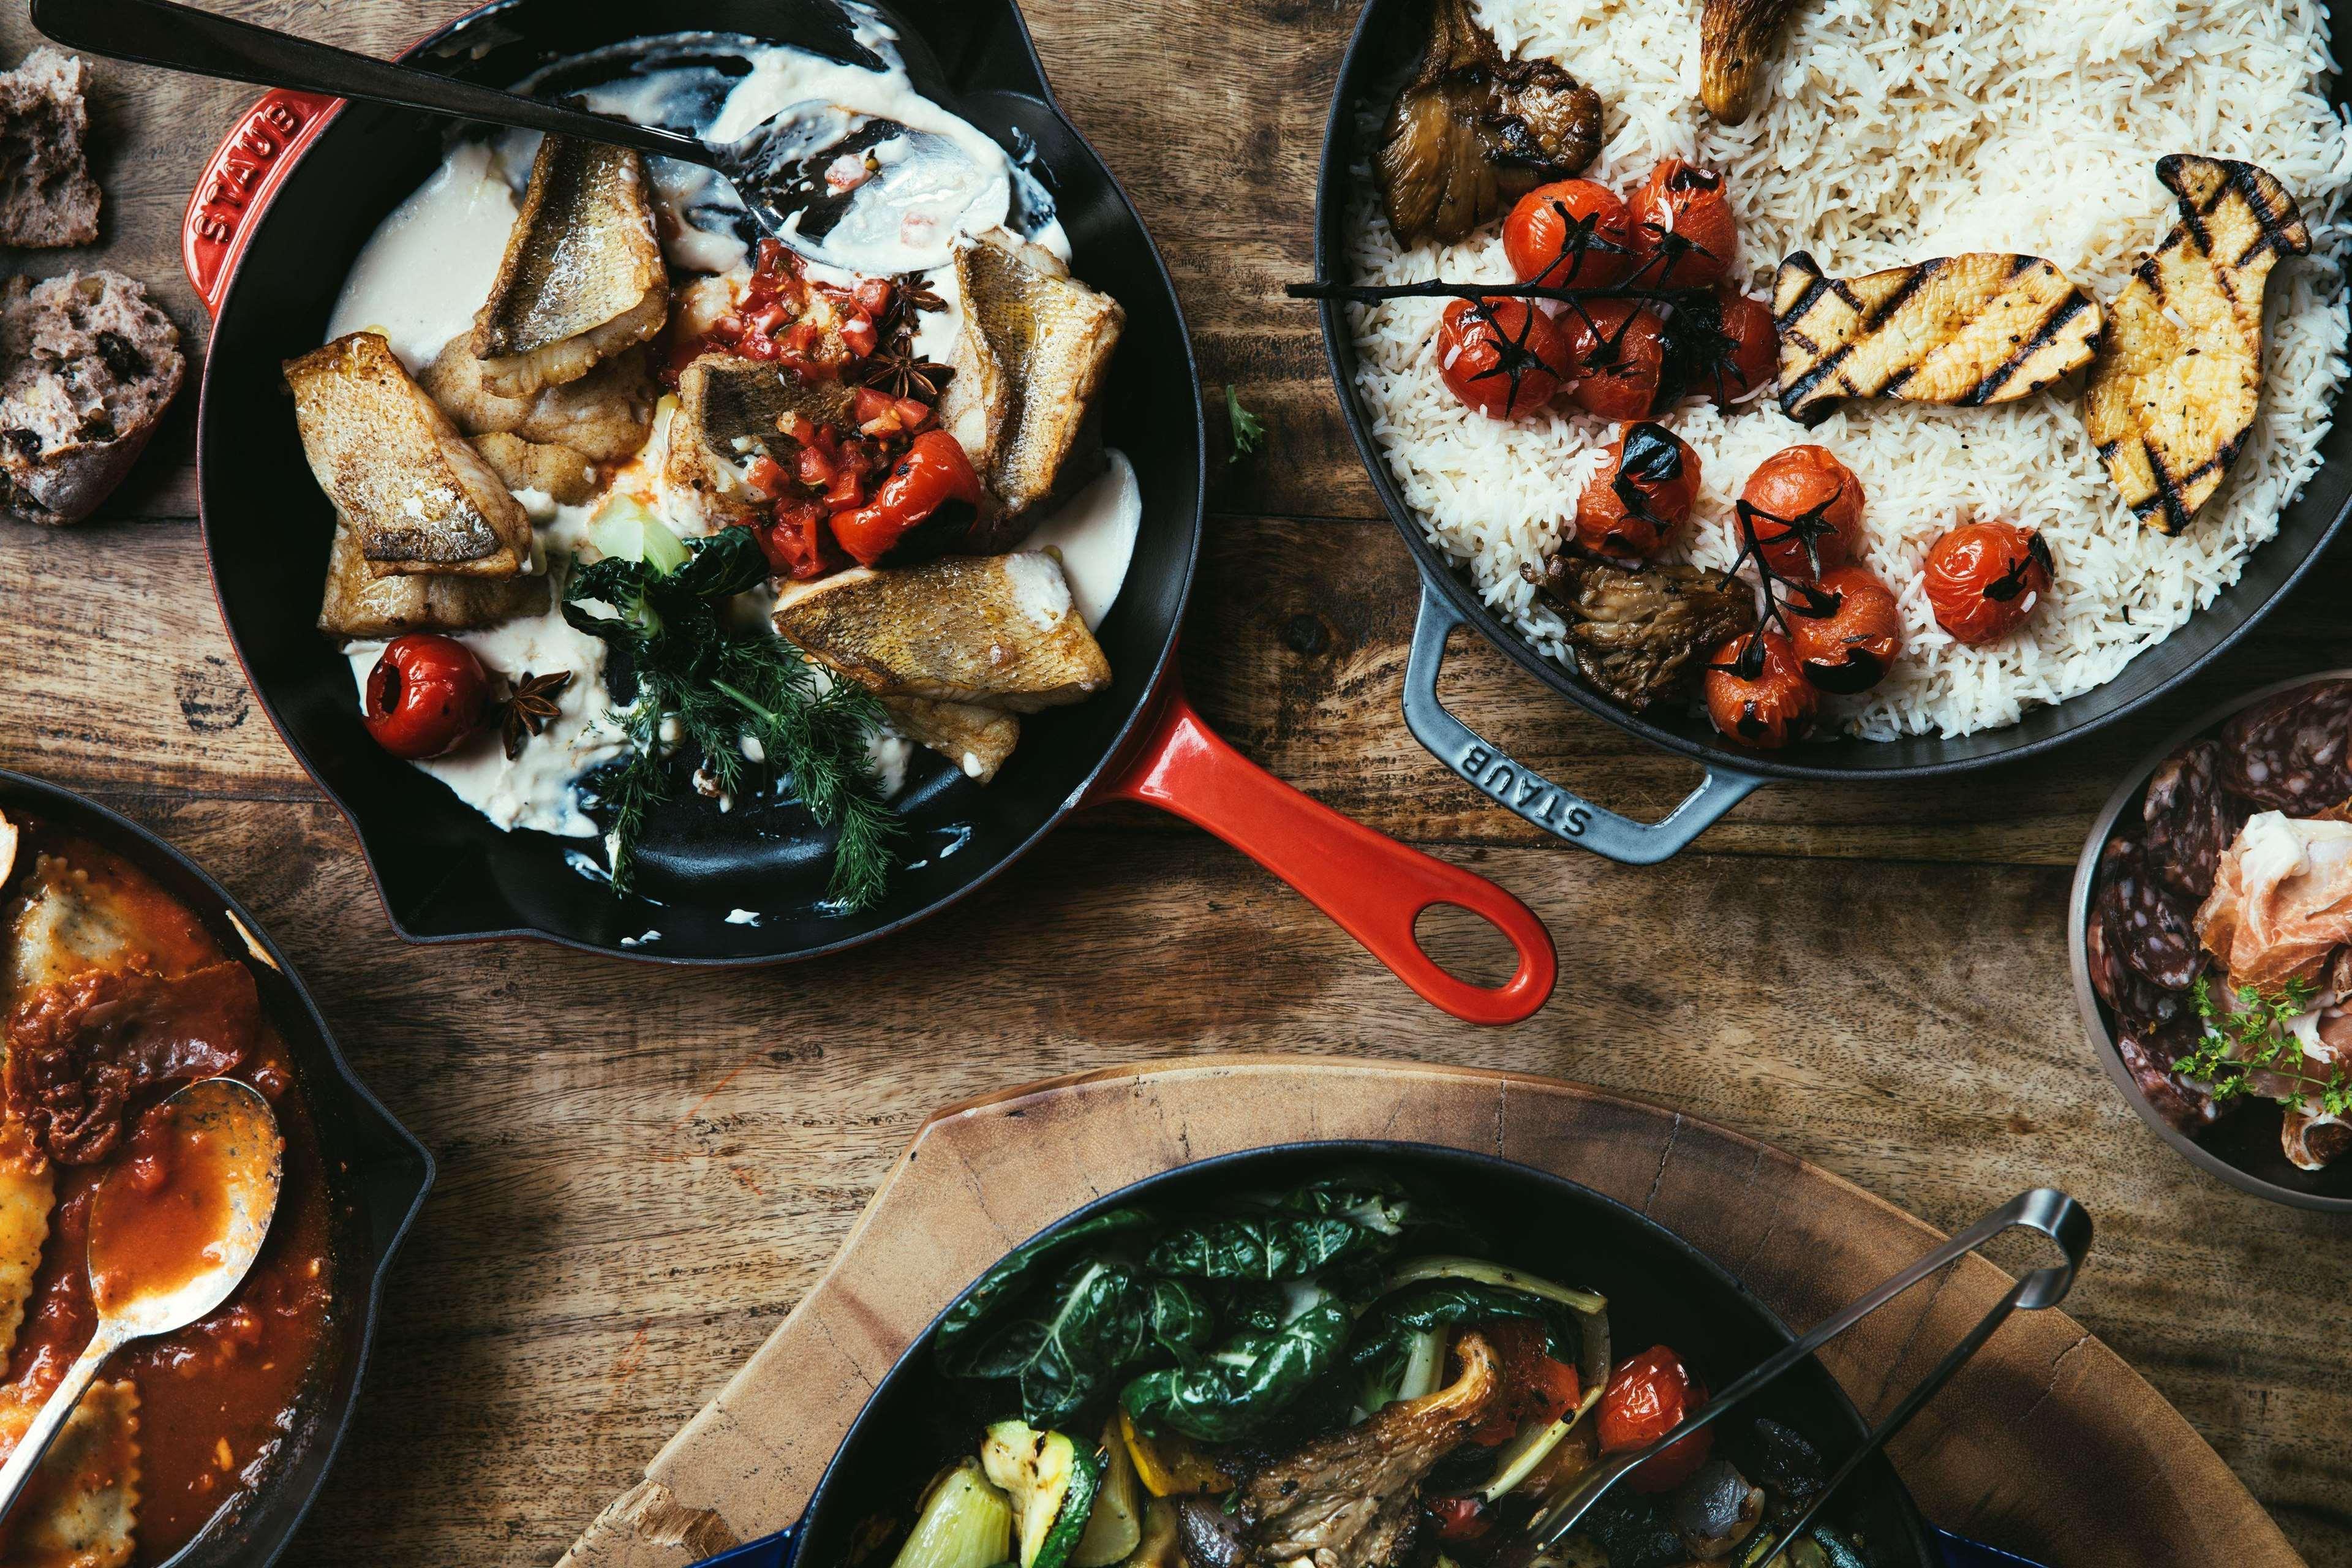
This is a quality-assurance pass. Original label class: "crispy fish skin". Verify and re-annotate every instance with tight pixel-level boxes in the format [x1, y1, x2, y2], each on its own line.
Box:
[2083, 155, 2312, 535]
[317, 522, 546, 640]
[936, 234, 1123, 537]
[880, 696, 1022, 784]
[774, 554, 1112, 712]
[284, 332, 532, 578]
[421, 337, 654, 462]
[471, 135, 668, 399]
[1774, 251, 2102, 426]
[662, 353, 856, 531]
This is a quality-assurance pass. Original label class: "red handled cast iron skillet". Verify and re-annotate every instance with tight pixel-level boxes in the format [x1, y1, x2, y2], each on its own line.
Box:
[0, 770, 433, 1568]
[164, 0, 1557, 1022]
[1310, 0, 2352, 865]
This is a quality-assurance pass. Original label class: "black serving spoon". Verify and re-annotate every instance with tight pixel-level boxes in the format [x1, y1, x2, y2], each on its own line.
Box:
[32, 0, 994, 271]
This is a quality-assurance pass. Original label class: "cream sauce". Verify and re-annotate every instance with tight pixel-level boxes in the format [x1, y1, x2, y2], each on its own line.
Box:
[325, 141, 519, 371]
[1023, 451, 1140, 633]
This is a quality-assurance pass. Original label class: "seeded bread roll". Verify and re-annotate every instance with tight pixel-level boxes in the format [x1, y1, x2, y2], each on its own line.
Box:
[0, 48, 100, 248]
[0, 272, 186, 527]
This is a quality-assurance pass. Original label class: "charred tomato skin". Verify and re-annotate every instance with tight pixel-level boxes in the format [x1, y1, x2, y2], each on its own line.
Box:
[1924, 520, 2054, 644]
[362, 634, 491, 761]
[1425, 1493, 1496, 1542]
[1438, 298, 1569, 420]
[1504, 179, 1634, 289]
[1562, 301, 1667, 421]
[1790, 564, 1905, 693]
[1575, 422, 1701, 558]
[1626, 160, 1736, 289]
[1703, 631, 1818, 751]
[1599, 1346, 1715, 1494]
[1738, 445, 1864, 581]
[1706, 288, 1778, 405]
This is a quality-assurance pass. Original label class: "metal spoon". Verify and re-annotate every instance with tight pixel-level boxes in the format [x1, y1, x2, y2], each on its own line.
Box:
[0, 1077, 282, 1523]
[29, 0, 999, 272]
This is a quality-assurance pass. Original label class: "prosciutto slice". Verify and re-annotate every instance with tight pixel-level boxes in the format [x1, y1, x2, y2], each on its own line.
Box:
[2196, 813, 2352, 993]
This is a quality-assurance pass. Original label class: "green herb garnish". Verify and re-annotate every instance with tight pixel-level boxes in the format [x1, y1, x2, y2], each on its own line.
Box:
[562, 526, 899, 908]
[1224, 384, 1265, 464]
[2172, 973, 2348, 1112]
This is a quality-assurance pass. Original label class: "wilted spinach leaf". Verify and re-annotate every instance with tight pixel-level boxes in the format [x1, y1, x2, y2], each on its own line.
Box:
[1146, 1215, 1380, 1280]
[1345, 1283, 1578, 1370]
[934, 1207, 1156, 1373]
[1145, 1278, 1216, 1362]
[1122, 1296, 1354, 1442]
[964, 1258, 1161, 1428]
[1276, 1174, 1412, 1234]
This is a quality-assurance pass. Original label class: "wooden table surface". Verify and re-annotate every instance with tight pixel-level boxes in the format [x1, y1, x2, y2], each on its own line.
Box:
[2, 1, 2346, 1564]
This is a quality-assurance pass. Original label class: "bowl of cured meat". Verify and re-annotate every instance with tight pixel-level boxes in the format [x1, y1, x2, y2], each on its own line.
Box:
[2072, 673, 2352, 1209]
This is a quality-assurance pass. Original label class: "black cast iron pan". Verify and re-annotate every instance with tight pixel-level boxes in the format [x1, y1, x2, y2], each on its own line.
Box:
[1310, 0, 2352, 865]
[150, 0, 1556, 1020]
[0, 769, 434, 1568]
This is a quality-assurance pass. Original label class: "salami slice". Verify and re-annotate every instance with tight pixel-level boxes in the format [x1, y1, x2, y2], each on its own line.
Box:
[2218, 679, 2352, 815]
[2115, 1017, 2219, 1134]
[2086, 840, 2196, 1030]
[2141, 739, 2245, 901]
[2102, 840, 2206, 990]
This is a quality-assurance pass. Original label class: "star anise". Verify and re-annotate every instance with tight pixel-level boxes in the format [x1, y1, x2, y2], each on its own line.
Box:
[854, 342, 955, 402]
[499, 670, 571, 761]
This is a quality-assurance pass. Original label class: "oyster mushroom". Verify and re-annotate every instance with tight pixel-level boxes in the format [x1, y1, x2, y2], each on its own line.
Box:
[1376, 0, 1603, 246]
[1699, 0, 1806, 123]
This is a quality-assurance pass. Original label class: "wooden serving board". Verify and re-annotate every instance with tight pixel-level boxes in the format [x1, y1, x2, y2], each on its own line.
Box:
[560, 1057, 2294, 1568]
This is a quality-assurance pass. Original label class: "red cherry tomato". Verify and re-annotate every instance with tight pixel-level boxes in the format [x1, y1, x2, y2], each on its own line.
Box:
[1575, 422, 1700, 558]
[1504, 179, 1634, 288]
[1425, 1494, 1494, 1542]
[1738, 445, 1864, 581]
[754, 500, 846, 581]
[1598, 1346, 1715, 1494]
[1438, 298, 1569, 420]
[1461, 1320, 1585, 1446]
[1924, 521, 2054, 645]
[829, 430, 986, 567]
[1561, 301, 1665, 421]
[1702, 288, 1777, 406]
[362, 634, 491, 760]
[1790, 564, 1905, 693]
[1703, 631, 1818, 751]
[1626, 160, 1736, 289]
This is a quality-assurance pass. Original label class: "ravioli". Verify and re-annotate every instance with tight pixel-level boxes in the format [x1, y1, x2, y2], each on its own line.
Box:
[6, 858, 134, 1001]
[0, 1380, 140, 1568]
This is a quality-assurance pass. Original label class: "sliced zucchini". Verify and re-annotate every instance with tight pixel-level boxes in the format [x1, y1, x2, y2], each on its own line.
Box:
[889, 1459, 1016, 1568]
[1479, 1384, 1603, 1501]
[981, 1421, 1104, 1568]
[1072, 1420, 1143, 1567]
[1117, 1500, 1182, 1568]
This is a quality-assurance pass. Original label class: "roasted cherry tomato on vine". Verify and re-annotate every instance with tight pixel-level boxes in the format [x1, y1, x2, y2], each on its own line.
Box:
[1924, 520, 2053, 645]
[1626, 160, 1736, 289]
[1738, 445, 1863, 581]
[1790, 564, 1905, 693]
[1438, 298, 1568, 420]
[829, 430, 986, 567]
[1575, 422, 1700, 558]
[1702, 288, 1778, 405]
[1504, 179, 1634, 289]
[1703, 631, 1818, 752]
[1561, 301, 1665, 421]
[1425, 1494, 1495, 1542]
[1598, 1346, 1715, 1494]
[362, 634, 491, 760]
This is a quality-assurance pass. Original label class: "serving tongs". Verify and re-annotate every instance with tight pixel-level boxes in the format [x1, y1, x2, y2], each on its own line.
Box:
[1518, 1188, 2091, 1564]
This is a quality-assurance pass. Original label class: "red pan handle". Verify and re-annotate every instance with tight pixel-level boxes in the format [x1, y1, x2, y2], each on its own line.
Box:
[182, 89, 341, 319]
[1089, 682, 1557, 1025]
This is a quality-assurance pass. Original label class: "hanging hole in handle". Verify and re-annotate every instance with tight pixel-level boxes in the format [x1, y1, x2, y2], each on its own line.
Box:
[1412, 900, 1523, 989]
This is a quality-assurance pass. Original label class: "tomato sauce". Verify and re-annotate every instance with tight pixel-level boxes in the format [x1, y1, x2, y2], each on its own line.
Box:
[0, 829, 335, 1566]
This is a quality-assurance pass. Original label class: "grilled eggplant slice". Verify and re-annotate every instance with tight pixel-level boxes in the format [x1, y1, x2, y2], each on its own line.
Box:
[285, 331, 533, 579]
[316, 522, 546, 639]
[662, 353, 856, 532]
[1774, 252, 2101, 426]
[1526, 551, 1758, 712]
[2082, 154, 2312, 535]
[470, 135, 668, 399]
[1376, 0, 1602, 246]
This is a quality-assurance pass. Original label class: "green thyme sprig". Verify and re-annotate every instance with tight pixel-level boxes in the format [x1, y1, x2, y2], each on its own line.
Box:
[2171, 974, 2349, 1114]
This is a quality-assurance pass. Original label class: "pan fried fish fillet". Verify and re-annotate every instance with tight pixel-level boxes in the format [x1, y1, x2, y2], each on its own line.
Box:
[421, 337, 654, 462]
[317, 522, 546, 639]
[2083, 155, 2312, 535]
[1775, 251, 2101, 426]
[663, 353, 854, 530]
[774, 554, 1112, 712]
[935, 234, 1123, 535]
[285, 333, 532, 579]
[472, 432, 599, 506]
[0, 1379, 138, 1568]
[471, 135, 667, 400]
[880, 696, 1021, 785]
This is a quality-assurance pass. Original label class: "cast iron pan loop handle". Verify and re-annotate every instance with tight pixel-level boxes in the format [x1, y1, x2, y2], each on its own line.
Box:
[1403, 581, 1765, 864]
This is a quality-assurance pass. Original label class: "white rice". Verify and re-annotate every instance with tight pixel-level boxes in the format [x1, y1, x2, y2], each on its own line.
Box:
[1349, 0, 2352, 739]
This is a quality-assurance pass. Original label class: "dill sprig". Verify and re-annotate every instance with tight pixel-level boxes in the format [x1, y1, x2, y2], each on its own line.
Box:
[2172, 973, 2350, 1114]
[564, 527, 900, 910]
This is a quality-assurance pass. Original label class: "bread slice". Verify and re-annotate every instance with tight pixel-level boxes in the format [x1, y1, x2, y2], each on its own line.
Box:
[284, 332, 531, 578]
[0, 271, 185, 527]
[0, 48, 100, 248]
